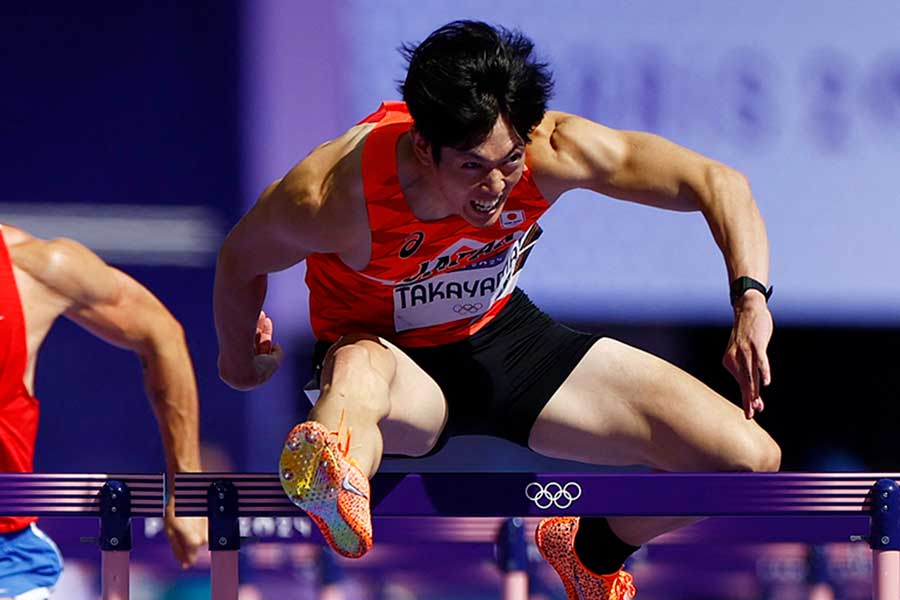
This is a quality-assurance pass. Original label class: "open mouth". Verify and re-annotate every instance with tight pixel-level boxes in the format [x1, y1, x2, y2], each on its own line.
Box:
[471, 195, 502, 214]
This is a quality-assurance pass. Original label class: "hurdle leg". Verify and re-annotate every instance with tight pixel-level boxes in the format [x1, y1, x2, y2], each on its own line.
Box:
[495, 518, 529, 600]
[98, 481, 133, 600]
[502, 571, 529, 600]
[873, 550, 900, 600]
[208, 480, 241, 600]
[870, 479, 900, 600]
[211, 551, 240, 600]
[101, 551, 130, 600]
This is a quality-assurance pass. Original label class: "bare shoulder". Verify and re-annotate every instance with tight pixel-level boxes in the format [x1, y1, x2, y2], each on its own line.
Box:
[13, 234, 118, 306]
[525, 112, 630, 201]
[4, 226, 50, 282]
[278, 123, 371, 203]
[261, 122, 374, 253]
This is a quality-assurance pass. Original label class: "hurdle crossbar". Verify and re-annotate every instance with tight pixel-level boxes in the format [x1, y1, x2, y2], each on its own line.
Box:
[175, 472, 898, 517]
[0, 473, 163, 516]
[0, 473, 164, 600]
[175, 472, 900, 600]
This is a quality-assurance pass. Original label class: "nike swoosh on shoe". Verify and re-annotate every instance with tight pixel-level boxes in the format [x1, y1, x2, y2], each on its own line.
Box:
[342, 472, 368, 498]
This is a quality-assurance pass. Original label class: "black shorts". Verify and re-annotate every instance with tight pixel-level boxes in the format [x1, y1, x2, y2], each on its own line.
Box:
[309, 288, 601, 452]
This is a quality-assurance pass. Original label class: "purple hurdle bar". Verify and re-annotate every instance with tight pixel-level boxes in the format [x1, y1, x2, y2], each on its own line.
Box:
[0, 473, 165, 600]
[175, 472, 900, 600]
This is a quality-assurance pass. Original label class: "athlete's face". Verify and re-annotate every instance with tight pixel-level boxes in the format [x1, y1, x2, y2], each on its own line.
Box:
[426, 117, 526, 228]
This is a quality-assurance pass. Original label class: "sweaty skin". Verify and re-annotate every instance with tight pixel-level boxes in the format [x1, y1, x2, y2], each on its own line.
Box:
[1, 224, 206, 571]
[215, 108, 779, 547]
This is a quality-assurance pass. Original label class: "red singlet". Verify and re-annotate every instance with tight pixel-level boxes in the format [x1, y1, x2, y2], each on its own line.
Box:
[306, 102, 551, 347]
[0, 229, 39, 532]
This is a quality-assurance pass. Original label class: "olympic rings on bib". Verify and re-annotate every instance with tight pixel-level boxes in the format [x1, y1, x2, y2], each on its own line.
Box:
[452, 302, 484, 314]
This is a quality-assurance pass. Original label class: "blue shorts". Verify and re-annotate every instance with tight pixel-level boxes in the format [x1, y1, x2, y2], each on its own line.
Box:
[0, 524, 63, 599]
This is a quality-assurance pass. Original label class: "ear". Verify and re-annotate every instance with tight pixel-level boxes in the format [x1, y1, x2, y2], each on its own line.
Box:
[409, 127, 435, 166]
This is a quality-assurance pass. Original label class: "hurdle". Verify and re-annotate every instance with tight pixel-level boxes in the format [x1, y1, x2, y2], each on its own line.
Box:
[1, 472, 897, 599]
[0, 473, 165, 600]
[174, 472, 900, 600]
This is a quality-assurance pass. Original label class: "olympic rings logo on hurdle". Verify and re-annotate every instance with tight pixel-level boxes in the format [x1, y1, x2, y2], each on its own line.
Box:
[452, 302, 484, 314]
[525, 481, 582, 510]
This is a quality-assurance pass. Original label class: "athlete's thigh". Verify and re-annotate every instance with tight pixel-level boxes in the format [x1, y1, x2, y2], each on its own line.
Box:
[377, 337, 449, 456]
[527, 337, 779, 471]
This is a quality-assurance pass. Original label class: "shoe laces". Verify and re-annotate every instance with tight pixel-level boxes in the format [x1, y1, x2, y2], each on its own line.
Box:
[608, 570, 637, 598]
[333, 409, 353, 459]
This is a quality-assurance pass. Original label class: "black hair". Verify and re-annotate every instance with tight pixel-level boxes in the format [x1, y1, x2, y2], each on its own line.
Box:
[399, 20, 554, 162]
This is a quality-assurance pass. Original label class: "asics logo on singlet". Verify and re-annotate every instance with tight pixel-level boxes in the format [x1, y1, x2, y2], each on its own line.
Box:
[341, 473, 368, 499]
[525, 481, 582, 510]
[399, 231, 425, 259]
[452, 302, 483, 314]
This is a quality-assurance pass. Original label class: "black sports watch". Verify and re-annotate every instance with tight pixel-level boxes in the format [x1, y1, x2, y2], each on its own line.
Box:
[730, 276, 773, 306]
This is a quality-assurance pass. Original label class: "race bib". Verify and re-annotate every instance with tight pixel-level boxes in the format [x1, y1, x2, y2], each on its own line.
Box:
[392, 224, 540, 331]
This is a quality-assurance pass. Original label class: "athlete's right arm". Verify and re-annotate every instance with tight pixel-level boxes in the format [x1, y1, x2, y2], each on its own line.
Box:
[214, 128, 369, 391]
[19, 235, 207, 567]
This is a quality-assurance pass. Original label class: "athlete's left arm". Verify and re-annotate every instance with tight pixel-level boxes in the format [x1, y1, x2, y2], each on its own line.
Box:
[530, 112, 772, 420]
[37, 238, 206, 567]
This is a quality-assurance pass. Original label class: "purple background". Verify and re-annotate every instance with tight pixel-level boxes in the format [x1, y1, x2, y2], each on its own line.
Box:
[0, 1, 898, 597]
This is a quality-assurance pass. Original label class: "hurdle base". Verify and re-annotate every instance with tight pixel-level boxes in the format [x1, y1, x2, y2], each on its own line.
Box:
[502, 571, 528, 600]
[873, 550, 900, 600]
[101, 551, 130, 600]
[211, 550, 240, 600]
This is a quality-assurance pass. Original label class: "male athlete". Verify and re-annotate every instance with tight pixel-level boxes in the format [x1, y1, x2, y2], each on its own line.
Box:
[215, 21, 780, 599]
[0, 223, 205, 599]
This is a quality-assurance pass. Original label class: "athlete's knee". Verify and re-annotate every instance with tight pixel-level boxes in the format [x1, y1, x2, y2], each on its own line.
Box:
[322, 334, 396, 417]
[754, 435, 782, 472]
[325, 334, 396, 380]
[729, 428, 781, 473]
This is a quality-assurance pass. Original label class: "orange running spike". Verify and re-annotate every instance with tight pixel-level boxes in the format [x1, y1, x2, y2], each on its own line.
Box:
[279, 420, 373, 558]
[536, 517, 637, 600]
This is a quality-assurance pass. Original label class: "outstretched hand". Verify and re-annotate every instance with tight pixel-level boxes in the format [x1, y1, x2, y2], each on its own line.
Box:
[722, 294, 773, 420]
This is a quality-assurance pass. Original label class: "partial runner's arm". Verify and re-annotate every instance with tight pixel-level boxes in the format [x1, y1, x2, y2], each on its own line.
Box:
[529, 111, 771, 419]
[32, 237, 206, 567]
[214, 125, 371, 390]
